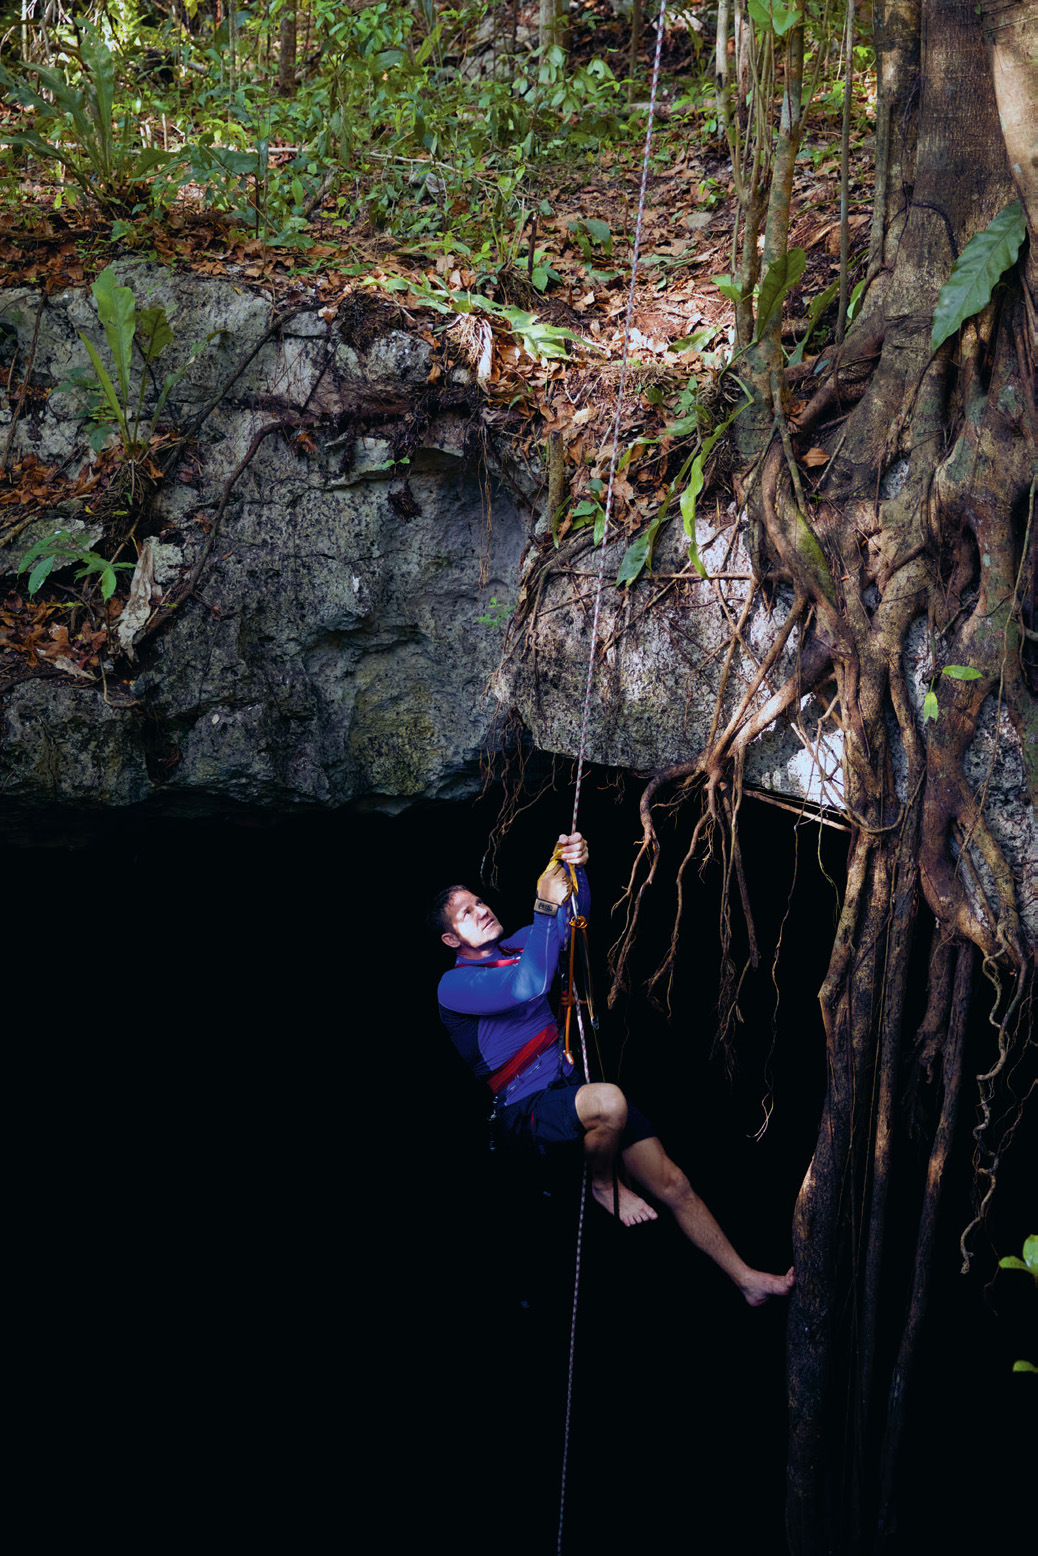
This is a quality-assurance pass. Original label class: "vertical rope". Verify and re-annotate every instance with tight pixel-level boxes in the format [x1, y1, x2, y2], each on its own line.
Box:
[557, 11, 668, 1553]
[556, 1159, 588, 1556]
[570, 0, 669, 836]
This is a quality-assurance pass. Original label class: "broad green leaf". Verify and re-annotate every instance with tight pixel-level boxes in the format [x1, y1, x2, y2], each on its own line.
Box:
[136, 306, 174, 365]
[923, 689, 939, 723]
[1025, 1233, 1038, 1273]
[711, 274, 743, 304]
[92, 266, 136, 403]
[679, 458, 709, 579]
[617, 512, 665, 587]
[583, 218, 612, 255]
[755, 248, 807, 343]
[668, 328, 715, 355]
[617, 532, 652, 586]
[999, 1256, 1029, 1272]
[80, 32, 115, 172]
[747, 0, 798, 37]
[1011, 1360, 1037, 1372]
[99, 564, 117, 600]
[942, 664, 982, 681]
[661, 413, 703, 437]
[930, 202, 1025, 352]
[27, 554, 56, 594]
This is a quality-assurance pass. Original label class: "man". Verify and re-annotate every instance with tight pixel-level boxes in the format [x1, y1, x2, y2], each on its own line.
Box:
[433, 831, 794, 1306]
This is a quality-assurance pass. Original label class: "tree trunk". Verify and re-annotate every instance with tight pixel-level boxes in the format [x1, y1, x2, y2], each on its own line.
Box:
[278, 4, 297, 97]
[757, 2, 1037, 1550]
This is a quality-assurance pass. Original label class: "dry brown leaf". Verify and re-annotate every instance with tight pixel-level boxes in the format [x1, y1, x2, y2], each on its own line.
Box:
[802, 447, 830, 467]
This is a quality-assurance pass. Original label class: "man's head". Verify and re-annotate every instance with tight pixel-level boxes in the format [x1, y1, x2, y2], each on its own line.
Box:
[429, 885, 504, 956]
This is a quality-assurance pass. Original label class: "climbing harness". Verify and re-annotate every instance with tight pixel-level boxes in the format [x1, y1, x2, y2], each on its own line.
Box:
[555, 8, 669, 1552]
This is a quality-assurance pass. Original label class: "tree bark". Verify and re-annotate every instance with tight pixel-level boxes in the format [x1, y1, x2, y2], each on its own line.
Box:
[760, 3, 1037, 1551]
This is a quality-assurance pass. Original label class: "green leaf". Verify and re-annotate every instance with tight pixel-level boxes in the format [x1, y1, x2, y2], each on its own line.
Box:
[846, 277, 867, 325]
[1011, 1360, 1037, 1372]
[999, 1256, 1029, 1272]
[1025, 1234, 1038, 1273]
[942, 664, 982, 681]
[27, 554, 56, 594]
[930, 202, 1026, 353]
[923, 689, 939, 723]
[582, 218, 612, 256]
[136, 305, 174, 365]
[92, 266, 136, 403]
[789, 277, 840, 366]
[79, 335, 127, 437]
[754, 248, 807, 343]
[711, 274, 743, 304]
[747, 0, 798, 37]
[668, 327, 715, 356]
[617, 532, 652, 587]
[679, 458, 709, 579]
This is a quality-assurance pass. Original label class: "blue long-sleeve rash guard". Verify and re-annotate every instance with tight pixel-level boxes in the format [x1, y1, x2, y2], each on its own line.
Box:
[437, 867, 589, 1109]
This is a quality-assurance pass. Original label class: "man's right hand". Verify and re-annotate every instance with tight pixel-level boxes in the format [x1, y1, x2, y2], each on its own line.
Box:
[536, 859, 572, 906]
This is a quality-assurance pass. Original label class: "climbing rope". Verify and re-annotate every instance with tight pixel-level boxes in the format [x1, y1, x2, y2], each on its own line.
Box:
[556, 8, 668, 1552]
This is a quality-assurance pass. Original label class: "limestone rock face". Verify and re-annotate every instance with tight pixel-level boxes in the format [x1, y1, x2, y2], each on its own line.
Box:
[0, 271, 527, 834]
[0, 271, 1033, 949]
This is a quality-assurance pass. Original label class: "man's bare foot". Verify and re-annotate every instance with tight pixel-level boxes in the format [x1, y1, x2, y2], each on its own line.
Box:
[738, 1266, 795, 1306]
[591, 1179, 658, 1226]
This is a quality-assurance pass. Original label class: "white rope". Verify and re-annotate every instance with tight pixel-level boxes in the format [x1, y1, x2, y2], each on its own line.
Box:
[570, 0, 670, 836]
[557, 10, 668, 1552]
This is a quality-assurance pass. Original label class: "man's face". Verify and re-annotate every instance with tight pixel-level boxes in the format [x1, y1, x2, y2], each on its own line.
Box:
[441, 889, 503, 956]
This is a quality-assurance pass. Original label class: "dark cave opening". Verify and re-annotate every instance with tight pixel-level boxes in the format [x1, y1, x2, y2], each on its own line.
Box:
[7, 773, 1031, 1550]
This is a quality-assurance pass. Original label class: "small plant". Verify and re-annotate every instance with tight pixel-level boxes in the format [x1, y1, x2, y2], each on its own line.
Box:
[60, 266, 210, 455]
[998, 1233, 1037, 1374]
[18, 529, 135, 601]
[477, 595, 513, 629]
[0, 30, 180, 216]
[923, 663, 982, 723]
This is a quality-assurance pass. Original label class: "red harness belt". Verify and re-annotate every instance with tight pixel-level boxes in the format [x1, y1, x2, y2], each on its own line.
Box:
[486, 1023, 560, 1096]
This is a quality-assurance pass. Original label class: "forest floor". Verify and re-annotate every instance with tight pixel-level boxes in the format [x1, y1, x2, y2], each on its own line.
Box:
[0, 9, 877, 670]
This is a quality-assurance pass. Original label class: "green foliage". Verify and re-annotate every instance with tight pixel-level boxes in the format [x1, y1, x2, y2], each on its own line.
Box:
[998, 1234, 1037, 1375]
[617, 387, 752, 588]
[930, 202, 1026, 353]
[18, 529, 134, 601]
[0, 29, 179, 214]
[59, 266, 212, 454]
[788, 276, 840, 366]
[923, 664, 983, 724]
[754, 248, 807, 344]
[476, 594, 513, 628]
[747, 0, 799, 39]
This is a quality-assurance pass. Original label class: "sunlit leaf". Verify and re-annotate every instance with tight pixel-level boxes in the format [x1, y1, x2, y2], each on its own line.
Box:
[923, 689, 939, 723]
[942, 664, 982, 681]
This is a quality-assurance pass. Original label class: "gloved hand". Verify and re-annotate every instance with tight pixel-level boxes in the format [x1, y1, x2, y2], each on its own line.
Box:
[536, 832, 588, 904]
[536, 858, 572, 906]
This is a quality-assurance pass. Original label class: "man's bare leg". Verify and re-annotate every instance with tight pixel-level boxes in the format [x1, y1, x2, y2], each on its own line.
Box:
[575, 1083, 657, 1227]
[622, 1136, 794, 1305]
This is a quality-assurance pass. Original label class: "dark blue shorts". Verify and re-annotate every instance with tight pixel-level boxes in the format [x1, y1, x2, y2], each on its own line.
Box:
[501, 1073, 656, 1157]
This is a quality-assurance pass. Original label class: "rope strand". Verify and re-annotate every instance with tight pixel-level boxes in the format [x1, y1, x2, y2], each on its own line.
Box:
[570, 0, 669, 835]
[558, 11, 668, 1553]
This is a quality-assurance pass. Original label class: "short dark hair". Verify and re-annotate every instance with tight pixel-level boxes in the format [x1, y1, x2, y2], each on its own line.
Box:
[428, 885, 468, 937]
